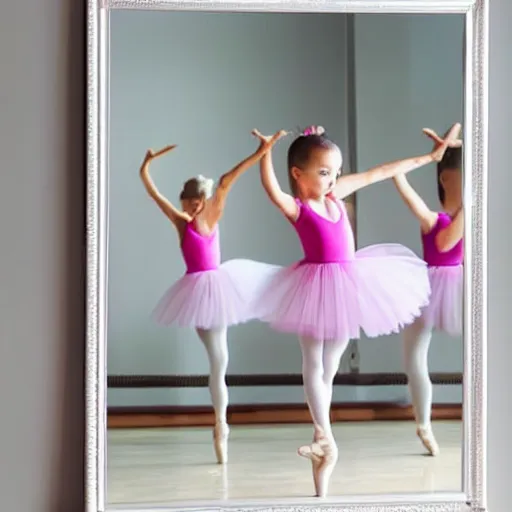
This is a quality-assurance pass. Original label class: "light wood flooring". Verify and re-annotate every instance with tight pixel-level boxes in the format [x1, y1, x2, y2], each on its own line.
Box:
[107, 421, 462, 507]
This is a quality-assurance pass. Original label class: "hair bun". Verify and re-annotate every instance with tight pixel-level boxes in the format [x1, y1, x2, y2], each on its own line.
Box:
[196, 174, 214, 198]
[201, 175, 215, 187]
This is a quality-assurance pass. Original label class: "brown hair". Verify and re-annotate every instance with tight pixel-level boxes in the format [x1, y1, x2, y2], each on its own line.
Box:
[437, 147, 462, 205]
[287, 129, 340, 196]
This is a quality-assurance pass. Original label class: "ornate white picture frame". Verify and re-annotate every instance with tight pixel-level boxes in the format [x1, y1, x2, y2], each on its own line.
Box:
[86, 0, 488, 510]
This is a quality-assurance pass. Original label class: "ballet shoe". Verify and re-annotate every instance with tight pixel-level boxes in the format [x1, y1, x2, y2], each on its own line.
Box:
[298, 436, 338, 498]
[213, 422, 230, 464]
[298, 443, 323, 496]
[314, 437, 338, 498]
[298, 443, 324, 462]
[416, 425, 440, 456]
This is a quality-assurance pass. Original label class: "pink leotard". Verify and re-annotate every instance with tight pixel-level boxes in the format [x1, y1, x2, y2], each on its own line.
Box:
[181, 222, 220, 274]
[293, 198, 355, 264]
[421, 213, 463, 267]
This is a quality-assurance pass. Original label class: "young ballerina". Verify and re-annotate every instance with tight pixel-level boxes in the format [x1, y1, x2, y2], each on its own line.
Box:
[252, 123, 460, 498]
[139, 133, 284, 464]
[393, 124, 464, 457]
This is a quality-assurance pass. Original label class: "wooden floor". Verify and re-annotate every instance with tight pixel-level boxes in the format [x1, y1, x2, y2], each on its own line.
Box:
[108, 403, 462, 429]
[107, 420, 462, 507]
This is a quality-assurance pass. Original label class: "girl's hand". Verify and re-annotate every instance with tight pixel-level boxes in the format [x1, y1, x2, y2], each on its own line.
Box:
[252, 129, 288, 154]
[423, 126, 463, 148]
[428, 122, 462, 162]
[142, 145, 177, 165]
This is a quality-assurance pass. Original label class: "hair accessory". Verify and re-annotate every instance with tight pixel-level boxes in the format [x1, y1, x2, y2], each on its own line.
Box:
[198, 175, 214, 187]
[302, 125, 325, 137]
[196, 175, 215, 198]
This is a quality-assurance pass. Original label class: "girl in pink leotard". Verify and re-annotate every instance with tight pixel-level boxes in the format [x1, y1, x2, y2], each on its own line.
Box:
[139, 135, 283, 465]
[252, 123, 460, 498]
[393, 125, 463, 457]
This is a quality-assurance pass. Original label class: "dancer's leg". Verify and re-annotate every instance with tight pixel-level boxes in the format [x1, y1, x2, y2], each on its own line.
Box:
[196, 327, 230, 463]
[322, 339, 350, 420]
[402, 318, 439, 455]
[298, 336, 349, 497]
[298, 337, 332, 438]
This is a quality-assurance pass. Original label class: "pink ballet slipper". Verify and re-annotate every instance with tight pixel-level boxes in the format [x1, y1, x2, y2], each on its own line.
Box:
[416, 425, 440, 457]
[213, 422, 230, 464]
[298, 442, 323, 496]
[298, 435, 338, 498]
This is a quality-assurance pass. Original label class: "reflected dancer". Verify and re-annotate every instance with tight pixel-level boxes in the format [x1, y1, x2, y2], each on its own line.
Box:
[139, 134, 283, 464]
[393, 124, 463, 456]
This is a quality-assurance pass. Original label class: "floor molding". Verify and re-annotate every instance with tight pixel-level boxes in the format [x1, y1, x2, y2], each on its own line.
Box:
[108, 402, 462, 429]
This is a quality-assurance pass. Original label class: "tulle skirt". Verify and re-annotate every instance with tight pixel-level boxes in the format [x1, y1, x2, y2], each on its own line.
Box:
[253, 244, 431, 342]
[152, 259, 281, 330]
[422, 265, 463, 336]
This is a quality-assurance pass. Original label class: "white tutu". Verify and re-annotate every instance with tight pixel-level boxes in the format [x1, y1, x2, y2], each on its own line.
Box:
[422, 265, 463, 336]
[253, 244, 431, 341]
[152, 259, 281, 330]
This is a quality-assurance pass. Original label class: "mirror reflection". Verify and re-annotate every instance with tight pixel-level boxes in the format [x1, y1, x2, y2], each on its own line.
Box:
[106, 10, 464, 507]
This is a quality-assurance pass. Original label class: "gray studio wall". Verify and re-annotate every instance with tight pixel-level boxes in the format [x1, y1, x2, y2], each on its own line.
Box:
[0, 1, 84, 510]
[353, 13, 464, 403]
[107, 11, 353, 406]
[107, 11, 464, 408]
[1, 1, 511, 510]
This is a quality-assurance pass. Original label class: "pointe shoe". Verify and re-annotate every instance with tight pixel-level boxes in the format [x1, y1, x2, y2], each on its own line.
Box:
[298, 443, 323, 496]
[213, 422, 230, 464]
[314, 437, 338, 498]
[416, 425, 440, 456]
[298, 437, 338, 498]
[298, 426, 328, 469]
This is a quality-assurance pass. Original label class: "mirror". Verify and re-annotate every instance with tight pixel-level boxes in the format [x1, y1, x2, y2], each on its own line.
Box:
[93, 4, 481, 511]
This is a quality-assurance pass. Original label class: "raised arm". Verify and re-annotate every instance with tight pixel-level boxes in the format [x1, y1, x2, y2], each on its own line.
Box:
[253, 129, 299, 221]
[393, 174, 438, 233]
[139, 145, 190, 227]
[435, 207, 464, 252]
[334, 152, 436, 199]
[333, 122, 462, 200]
[202, 130, 287, 226]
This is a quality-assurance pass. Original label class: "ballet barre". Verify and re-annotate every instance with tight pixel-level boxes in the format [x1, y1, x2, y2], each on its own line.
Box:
[107, 372, 462, 388]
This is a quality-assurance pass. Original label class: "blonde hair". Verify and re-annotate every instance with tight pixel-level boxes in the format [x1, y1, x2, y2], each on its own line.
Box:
[179, 174, 214, 201]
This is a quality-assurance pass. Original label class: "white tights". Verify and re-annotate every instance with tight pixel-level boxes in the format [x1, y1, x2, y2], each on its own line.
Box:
[402, 317, 433, 428]
[299, 336, 350, 440]
[196, 328, 229, 426]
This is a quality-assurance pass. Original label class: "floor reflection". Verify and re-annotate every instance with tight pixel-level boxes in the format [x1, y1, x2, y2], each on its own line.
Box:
[107, 420, 462, 505]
